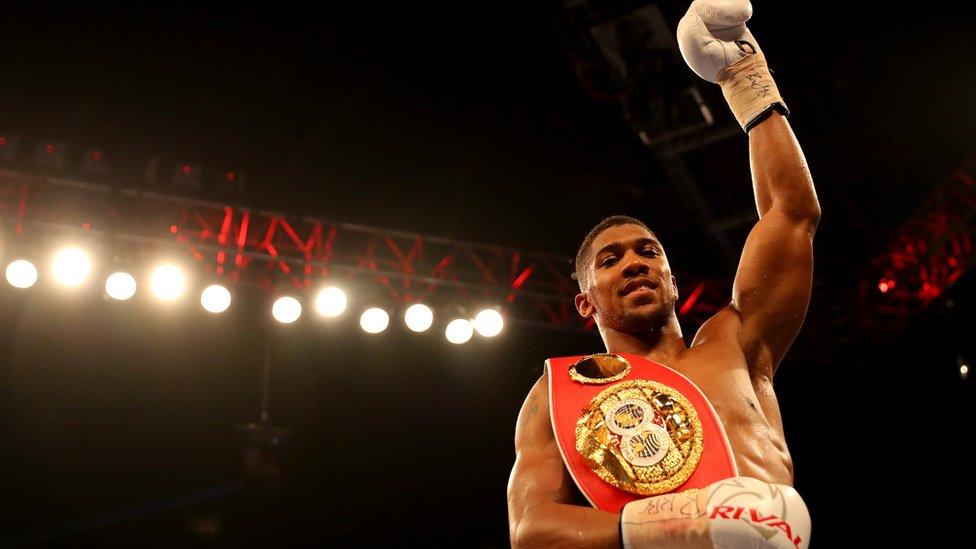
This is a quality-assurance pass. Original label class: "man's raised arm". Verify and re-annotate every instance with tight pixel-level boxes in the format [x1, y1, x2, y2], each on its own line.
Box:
[676, 0, 820, 373]
[731, 113, 820, 374]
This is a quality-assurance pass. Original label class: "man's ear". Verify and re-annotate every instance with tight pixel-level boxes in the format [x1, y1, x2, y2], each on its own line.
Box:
[671, 274, 678, 299]
[575, 291, 594, 318]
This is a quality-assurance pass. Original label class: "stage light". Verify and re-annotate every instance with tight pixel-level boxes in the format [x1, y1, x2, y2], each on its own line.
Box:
[473, 308, 504, 337]
[105, 272, 137, 300]
[314, 286, 347, 317]
[34, 141, 65, 169]
[272, 296, 302, 324]
[82, 147, 108, 175]
[404, 303, 434, 332]
[201, 284, 232, 313]
[878, 277, 898, 293]
[219, 169, 247, 196]
[360, 307, 390, 334]
[51, 247, 92, 287]
[445, 318, 473, 344]
[5, 259, 37, 288]
[958, 356, 969, 381]
[0, 134, 17, 161]
[172, 162, 201, 189]
[150, 264, 186, 301]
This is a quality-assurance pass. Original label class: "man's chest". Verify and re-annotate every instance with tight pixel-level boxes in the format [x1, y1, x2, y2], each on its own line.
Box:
[672, 338, 766, 424]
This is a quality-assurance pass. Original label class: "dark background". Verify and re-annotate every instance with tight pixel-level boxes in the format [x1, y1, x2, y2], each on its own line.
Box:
[0, 1, 973, 546]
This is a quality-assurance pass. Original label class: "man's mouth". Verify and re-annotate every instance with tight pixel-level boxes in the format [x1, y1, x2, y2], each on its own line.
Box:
[619, 278, 658, 296]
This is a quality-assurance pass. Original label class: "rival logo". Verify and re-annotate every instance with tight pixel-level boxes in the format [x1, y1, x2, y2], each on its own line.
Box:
[709, 506, 802, 548]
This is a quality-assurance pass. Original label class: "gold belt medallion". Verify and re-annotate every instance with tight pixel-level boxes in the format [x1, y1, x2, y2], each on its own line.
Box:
[575, 379, 703, 496]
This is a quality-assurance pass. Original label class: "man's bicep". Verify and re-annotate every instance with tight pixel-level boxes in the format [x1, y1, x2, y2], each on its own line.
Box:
[508, 376, 574, 527]
[731, 209, 816, 371]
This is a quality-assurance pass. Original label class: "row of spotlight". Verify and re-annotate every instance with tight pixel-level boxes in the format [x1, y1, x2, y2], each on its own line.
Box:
[3, 247, 504, 344]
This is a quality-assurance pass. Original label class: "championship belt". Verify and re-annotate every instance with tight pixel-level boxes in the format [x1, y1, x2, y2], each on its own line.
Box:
[547, 353, 737, 512]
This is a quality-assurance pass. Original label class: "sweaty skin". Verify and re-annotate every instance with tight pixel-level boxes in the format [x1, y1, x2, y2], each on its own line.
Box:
[508, 112, 820, 548]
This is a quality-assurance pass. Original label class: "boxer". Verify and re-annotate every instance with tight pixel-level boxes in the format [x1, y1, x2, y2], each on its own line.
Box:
[508, 2, 818, 547]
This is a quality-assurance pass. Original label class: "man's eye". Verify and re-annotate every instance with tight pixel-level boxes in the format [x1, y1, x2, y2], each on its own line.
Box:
[600, 256, 617, 267]
[642, 249, 658, 256]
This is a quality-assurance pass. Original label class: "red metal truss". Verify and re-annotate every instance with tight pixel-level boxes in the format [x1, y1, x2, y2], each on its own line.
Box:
[863, 154, 976, 331]
[0, 169, 728, 332]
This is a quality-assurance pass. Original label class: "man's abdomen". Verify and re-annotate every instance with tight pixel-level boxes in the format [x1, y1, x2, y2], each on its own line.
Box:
[725, 418, 794, 485]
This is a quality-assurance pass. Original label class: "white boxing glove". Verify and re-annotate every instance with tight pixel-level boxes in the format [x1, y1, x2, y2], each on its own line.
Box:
[676, 0, 788, 132]
[620, 477, 811, 549]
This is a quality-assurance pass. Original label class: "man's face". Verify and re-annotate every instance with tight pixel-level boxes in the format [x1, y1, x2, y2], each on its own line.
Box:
[575, 224, 678, 334]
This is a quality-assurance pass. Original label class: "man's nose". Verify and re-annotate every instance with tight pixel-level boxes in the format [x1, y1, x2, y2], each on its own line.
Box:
[621, 255, 650, 277]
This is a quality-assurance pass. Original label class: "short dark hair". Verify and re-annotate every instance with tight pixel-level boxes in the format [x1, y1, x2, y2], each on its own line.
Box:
[573, 215, 654, 289]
